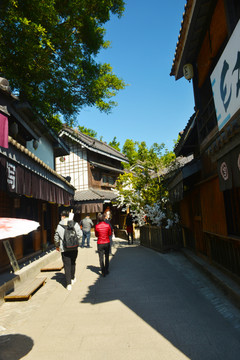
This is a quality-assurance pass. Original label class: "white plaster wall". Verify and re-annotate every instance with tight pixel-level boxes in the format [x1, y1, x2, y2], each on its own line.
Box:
[55, 144, 88, 190]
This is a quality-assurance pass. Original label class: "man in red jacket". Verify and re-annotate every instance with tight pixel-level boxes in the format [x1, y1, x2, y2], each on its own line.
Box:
[95, 213, 112, 277]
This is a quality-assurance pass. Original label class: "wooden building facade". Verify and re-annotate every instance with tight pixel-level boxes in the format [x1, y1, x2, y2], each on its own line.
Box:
[56, 125, 128, 227]
[0, 80, 74, 273]
[170, 0, 240, 278]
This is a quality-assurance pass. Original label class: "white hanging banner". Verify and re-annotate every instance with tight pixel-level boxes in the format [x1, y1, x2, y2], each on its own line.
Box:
[211, 20, 240, 130]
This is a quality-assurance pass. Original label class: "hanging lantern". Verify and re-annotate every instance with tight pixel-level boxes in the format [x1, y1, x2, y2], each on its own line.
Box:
[183, 64, 194, 81]
[10, 122, 18, 137]
[33, 139, 39, 150]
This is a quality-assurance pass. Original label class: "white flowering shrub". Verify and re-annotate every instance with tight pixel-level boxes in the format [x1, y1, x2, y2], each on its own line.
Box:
[113, 188, 180, 229]
[145, 202, 166, 227]
[131, 208, 146, 227]
[144, 201, 180, 229]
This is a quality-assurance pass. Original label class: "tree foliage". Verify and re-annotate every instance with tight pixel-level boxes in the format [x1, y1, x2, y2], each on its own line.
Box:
[0, 0, 126, 128]
[78, 125, 97, 138]
[122, 139, 138, 167]
[108, 136, 121, 151]
[122, 139, 175, 171]
[115, 139, 177, 225]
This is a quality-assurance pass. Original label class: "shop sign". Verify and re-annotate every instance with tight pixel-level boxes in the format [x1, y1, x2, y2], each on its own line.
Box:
[211, 20, 240, 131]
[6, 162, 16, 191]
[217, 145, 240, 191]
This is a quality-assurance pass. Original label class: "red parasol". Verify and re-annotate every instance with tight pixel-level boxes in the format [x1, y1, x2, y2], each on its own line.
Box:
[0, 217, 40, 240]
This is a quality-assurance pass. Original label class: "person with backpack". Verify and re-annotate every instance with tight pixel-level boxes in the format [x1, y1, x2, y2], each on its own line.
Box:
[54, 210, 82, 291]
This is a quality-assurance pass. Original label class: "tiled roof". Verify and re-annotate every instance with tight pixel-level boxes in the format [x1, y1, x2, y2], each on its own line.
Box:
[170, 0, 213, 80]
[174, 112, 197, 155]
[60, 125, 128, 162]
[74, 188, 118, 202]
[94, 189, 118, 200]
[151, 154, 194, 179]
[170, 0, 192, 78]
[0, 82, 69, 157]
[90, 161, 125, 174]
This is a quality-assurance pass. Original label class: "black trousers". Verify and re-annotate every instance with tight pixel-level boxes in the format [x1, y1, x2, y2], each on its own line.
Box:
[97, 243, 110, 275]
[61, 250, 78, 286]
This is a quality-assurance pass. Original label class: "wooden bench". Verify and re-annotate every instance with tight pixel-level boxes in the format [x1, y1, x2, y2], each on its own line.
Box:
[40, 259, 63, 272]
[4, 277, 47, 301]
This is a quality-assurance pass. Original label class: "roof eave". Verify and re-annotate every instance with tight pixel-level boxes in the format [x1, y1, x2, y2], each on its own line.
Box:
[171, 0, 196, 79]
[60, 129, 128, 163]
[171, 0, 215, 80]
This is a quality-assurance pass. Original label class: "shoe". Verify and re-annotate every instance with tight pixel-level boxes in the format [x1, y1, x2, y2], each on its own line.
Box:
[106, 270, 109, 275]
[67, 284, 72, 291]
[71, 278, 76, 285]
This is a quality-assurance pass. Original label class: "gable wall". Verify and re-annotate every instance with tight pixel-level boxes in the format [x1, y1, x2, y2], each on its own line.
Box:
[55, 138, 88, 191]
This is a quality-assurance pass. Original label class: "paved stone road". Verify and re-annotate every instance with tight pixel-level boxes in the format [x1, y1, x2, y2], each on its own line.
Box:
[1, 238, 240, 360]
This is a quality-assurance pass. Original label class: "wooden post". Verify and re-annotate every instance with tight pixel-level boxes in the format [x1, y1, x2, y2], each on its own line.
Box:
[13, 235, 23, 259]
[33, 230, 41, 251]
[182, 227, 186, 247]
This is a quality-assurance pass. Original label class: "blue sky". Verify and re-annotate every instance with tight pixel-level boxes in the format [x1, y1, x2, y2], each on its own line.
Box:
[77, 0, 194, 152]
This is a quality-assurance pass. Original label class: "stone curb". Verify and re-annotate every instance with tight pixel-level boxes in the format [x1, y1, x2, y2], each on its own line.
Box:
[0, 249, 60, 305]
[182, 248, 240, 310]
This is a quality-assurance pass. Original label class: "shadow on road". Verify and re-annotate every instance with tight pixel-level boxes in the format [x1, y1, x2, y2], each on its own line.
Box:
[81, 244, 240, 360]
[51, 272, 66, 288]
[0, 333, 34, 360]
[87, 265, 101, 275]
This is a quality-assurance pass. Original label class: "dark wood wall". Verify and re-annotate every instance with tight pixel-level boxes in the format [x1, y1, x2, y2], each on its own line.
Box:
[201, 177, 228, 236]
[197, 0, 228, 87]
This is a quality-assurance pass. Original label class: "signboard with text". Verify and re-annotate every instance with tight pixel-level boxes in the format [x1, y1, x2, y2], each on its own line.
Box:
[211, 20, 240, 131]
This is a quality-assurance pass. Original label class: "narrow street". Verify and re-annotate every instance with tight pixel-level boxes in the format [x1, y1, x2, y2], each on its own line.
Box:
[1, 238, 240, 360]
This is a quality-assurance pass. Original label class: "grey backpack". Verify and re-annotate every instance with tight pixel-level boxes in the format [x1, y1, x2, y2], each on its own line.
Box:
[61, 220, 79, 250]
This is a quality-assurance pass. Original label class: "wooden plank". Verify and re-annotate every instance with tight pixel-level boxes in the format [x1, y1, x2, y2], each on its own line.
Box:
[41, 259, 63, 272]
[4, 277, 47, 301]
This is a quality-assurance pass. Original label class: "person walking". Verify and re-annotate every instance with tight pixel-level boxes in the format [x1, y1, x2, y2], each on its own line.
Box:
[126, 213, 134, 244]
[80, 214, 93, 248]
[104, 210, 114, 256]
[54, 210, 82, 291]
[95, 213, 112, 277]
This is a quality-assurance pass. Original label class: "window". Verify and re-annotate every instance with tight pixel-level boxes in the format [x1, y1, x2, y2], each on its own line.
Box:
[102, 175, 108, 183]
[102, 175, 116, 185]
[108, 176, 115, 185]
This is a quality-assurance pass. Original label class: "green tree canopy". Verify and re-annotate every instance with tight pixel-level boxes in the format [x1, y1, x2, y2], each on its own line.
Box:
[122, 139, 139, 167]
[0, 0, 126, 129]
[108, 136, 121, 151]
[116, 139, 176, 215]
[78, 125, 97, 138]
